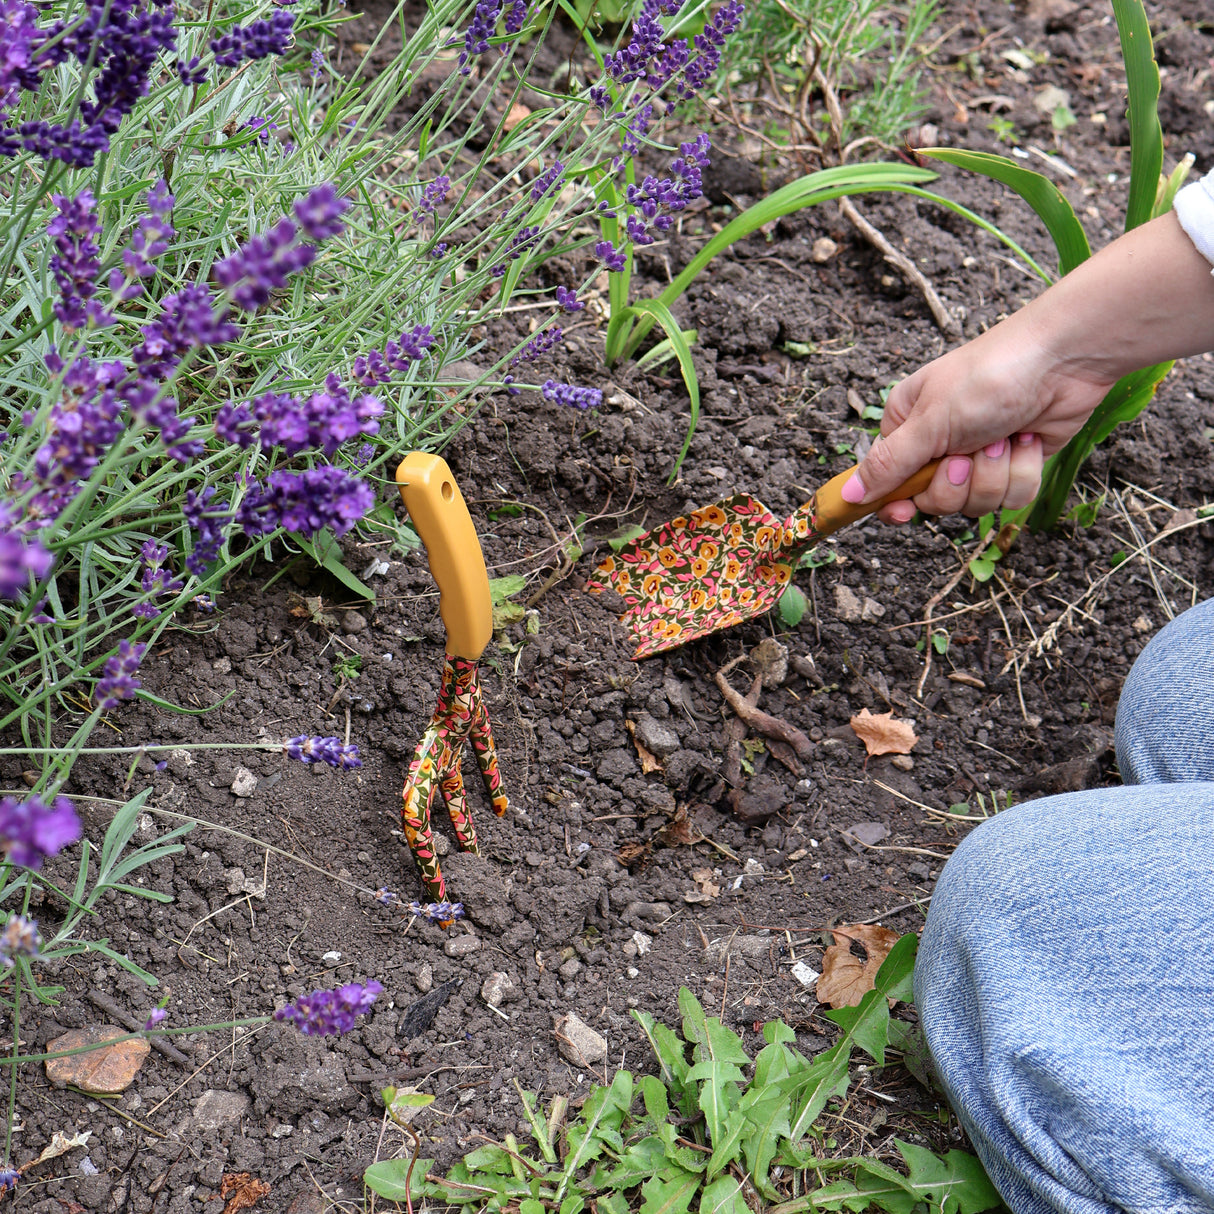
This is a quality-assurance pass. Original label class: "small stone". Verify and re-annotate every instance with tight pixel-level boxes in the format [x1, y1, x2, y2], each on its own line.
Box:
[834, 584, 863, 623]
[46, 1027, 150, 1094]
[554, 1012, 607, 1066]
[811, 236, 838, 263]
[186, 1090, 250, 1133]
[341, 611, 368, 634]
[212, 656, 232, 675]
[626, 966, 640, 979]
[743, 857, 765, 876]
[230, 767, 258, 798]
[558, 958, 582, 980]
[861, 597, 886, 622]
[891, 754, 914, 771]
[525, 852, 544, 867]
[790, 960, 819, 988]
[633, 715, 680, 759]
[1132, 615, 1153, 633]
[224, 867, 247, 895]
[443, 933, 481, 958]
[481, 972, 515, 1008]
[749, 638, 788, 686]
[622, 940, 637, 959]
[631, 930, 652, 956]
[167, 748, 193, 776]
[415, 962, 433, 994]
[842, 821, 889, 849]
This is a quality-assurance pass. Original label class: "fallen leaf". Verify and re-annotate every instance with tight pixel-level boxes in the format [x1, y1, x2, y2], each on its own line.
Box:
[684, 867, 720, 903]
[221, 1172, 271, 1214]
[504, 101, 531, 130]
[22, 1129, 90, 1171]
[816, 924, 901, 1008]
[656, 808, 699, 847]
[616, 841, 651, 868]
[849, 708, 918, 757]
[625, 720, 663, 773]
[45, 1027, 150, 1094]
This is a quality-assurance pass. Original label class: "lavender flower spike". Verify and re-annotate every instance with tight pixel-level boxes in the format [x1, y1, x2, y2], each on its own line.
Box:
[0, 531, 54, 600]
[594, 239, 627, 272]
[0, 794, 82, 870]
[542, 379, 602, 410]
[409, 900, 464, 923]
[294, 184, 350, 241]
[0, 1169, 15, 1195]
[96, 640, 148, 708]
[284, 735, 362, 769]
[144, 1008, 168, 1029]
[555, 285, 584, 312]
[0, 914, 41, 966]
[274, 979, 383, 1035]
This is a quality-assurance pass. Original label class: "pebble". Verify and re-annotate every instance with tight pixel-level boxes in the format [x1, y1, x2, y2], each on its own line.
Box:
[554, 1012, 607, 1066]
[415, 962, 433, 994]
[891, 754, 915, 771]
[341, 611, 368, 634]
[631, 930, 652, 956]
[481, 972, 515, 1008]
[834, 584, 865, 623]
[626, 966, 640, 979]
[212, 656, 232, 675]
[558, 958, 582, 980]
[443, 934, 481, 958]
[230, 767, 258, 798]
[633, 715, 680, 759]
[811, 236, 838, 262]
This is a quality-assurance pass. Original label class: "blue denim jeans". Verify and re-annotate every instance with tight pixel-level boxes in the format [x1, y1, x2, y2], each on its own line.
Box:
[916, 597, 1214, 1213]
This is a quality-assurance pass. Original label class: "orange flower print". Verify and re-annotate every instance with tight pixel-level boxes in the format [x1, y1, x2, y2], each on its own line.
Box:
[756, 564, 773, 581]
[658, 546, 679, 568]
[794, 516, 811, 538]
[739, 588, 755, 605]
[755, 525, 775, 551]
[719, 586, 734, 604]
[773, 563, 791, 584]
[596, 555, 616, 574]
[699, 541, 720, 562]
[704, 595, 717, 612]
[694, 505, 726, 527]
[642, 573, 662, 596]
[689, 587, 707, 609]
[691, 557, 709, 579]
[724, 558, 742, 582]
[727, 523, 745, 547]
[616, 570, 631, 591]
[670, 515, 689, 531]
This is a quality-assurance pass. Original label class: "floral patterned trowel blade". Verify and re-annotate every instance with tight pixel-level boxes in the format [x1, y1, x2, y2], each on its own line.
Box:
[396, 453, 508, 907]
[586, 461, 940, 660]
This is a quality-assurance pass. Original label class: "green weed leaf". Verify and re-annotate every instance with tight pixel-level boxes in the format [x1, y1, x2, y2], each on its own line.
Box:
[639, 1169, 701, 1214]
[777, 584, 808, 628]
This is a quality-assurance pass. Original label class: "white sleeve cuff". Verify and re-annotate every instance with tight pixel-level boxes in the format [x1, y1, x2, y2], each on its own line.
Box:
[1174, 167, 1214, 273]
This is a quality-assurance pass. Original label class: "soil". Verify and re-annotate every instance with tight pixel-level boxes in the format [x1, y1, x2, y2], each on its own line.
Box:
[7, 1, 1214, 1210]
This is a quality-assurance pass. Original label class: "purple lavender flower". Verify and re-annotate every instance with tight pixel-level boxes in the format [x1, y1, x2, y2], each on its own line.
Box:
[122, 178, 176, 278]
[237, 468, 374, 539]
[0, 0, 39, 113]
[555, 286, 584, 312]
[374, 887, 397, 905]
[490, 224, 540, 276]
[274, 979, 382, 1036]
[430, 242, 448, 259]
[211, 10, 295, 67]
[48, 191, 110, 330]
[144, 1007, 167, 1029]
[504, 0, 528, 33]
[0, 794, 82, 870]
[542, 379, 602, 410]
[621, 102, 653, 156]
[293, 184, 349, 241]
[530, 160, 563, 201]
[284, 735, 362, 768]
[213, 216, 314, 310]
[0, 531, 54, 599]
[133, 540, 183, 618]
[420, 176, 450, 213]
[243, 114, 278, 144]
[680, 0, 743, 98]
[309, 47, 324, 76]
[409, 900, 464, 923]
[214, 401, 257, 448]
[184, 487, 230, 576]
[133, 282, 238, 379]
[0, 1168, 16, 1194]
[177, 55, 207, 85]
[352, 442, 375, 467]
[510, 326, 562, 368]
[594, 239, 627, 272]
[457, 0, 504, 73]
[96, 639, 147, 708]
[249, 379, 383, 456]
[0, 914, 41, 966]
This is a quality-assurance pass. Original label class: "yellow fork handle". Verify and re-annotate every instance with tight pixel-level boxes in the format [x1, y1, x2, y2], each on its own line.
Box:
[813, 459, 943, 535]
[396, 453, 493, 661]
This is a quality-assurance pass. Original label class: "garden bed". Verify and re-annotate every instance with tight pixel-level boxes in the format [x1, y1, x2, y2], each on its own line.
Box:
[7, 0, 1214, 1209]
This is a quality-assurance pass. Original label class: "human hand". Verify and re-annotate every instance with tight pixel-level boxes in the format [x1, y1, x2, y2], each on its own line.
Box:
[841, 309, 1113, 522]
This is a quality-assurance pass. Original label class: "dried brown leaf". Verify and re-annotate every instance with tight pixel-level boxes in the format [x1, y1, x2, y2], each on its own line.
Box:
[221, 1173, 272, 1214]
[815, 924, 901, 1008]
[625, 720, 664, 773]
[849, 708, 918, 757]
[45, 1027, 150, 1094]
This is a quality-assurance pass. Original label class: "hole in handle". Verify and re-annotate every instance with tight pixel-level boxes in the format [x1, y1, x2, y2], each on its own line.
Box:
[441, 480, 454, 502]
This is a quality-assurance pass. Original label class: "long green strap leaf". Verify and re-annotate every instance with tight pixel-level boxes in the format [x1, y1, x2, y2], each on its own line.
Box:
[1112, 0, 1163, 231]
[918, 147, 1091, 276]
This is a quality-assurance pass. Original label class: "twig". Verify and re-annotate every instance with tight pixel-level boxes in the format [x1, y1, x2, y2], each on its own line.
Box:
[87, 989, 191, 1067]
[838, 196, 962, 339]
[914, 557, 972, 700]
[715, 668, 814, 757]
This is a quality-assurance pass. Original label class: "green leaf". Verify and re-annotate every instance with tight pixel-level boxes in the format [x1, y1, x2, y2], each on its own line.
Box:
[1112, 0, 1163, 230]
[917, 148, 1089, 276]
[777, 584, 808, 628]
[639, 1169, 701, 1214]
[363, 1158, 434, 1201]
[634, 1010, 691, 1106]
[699, 1175, 748, 1214]
[636, 328, 699, 372]
[517, 1088, 558, 1165]
[598, 1134, 672, 1189]
[894, 1140, 1002, 1214]
[289, 529, 376, 602]
[784, 1042, 851, 1141]
[608, 524, 649, 553]
[739, 1086, 791, 1199]
[489, 574, 528, 602]
[557, 1071, 633, 1205]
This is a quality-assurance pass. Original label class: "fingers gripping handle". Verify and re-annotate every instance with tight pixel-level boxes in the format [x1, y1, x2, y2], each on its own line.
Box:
[813, 459, 942, 534]
[396, 453, 493, 661]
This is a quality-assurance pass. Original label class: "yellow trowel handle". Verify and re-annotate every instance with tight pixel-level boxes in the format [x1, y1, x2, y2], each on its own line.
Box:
[813, 459, 942, 535]
[396, 453, 493, 661]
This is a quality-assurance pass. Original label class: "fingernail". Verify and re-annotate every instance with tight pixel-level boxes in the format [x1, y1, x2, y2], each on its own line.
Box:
[1017, 432, 1036, 446]
[840, 473, 866, 504]
[891, 501, 917, 524]
[947, 457, 971, 486]
[983, 439, 1007, 460]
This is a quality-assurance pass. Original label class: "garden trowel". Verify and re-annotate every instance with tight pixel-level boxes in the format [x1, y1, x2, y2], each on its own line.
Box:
[395, 452, 508, 906]
[586, 461, 940, 659]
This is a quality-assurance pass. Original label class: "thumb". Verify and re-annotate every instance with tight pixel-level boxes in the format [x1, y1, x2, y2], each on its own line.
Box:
[840, 423, 942, 506]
